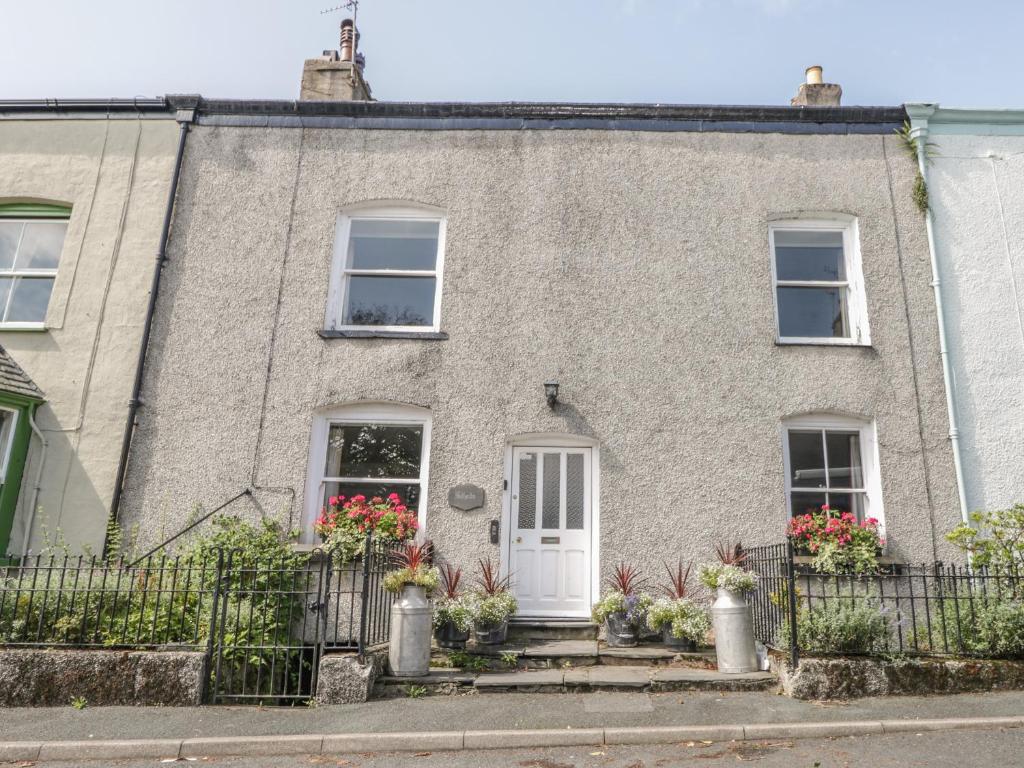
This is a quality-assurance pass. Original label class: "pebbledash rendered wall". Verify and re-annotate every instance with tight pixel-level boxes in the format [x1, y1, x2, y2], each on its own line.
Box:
[906, 105, 1024, 516]
[119, 102, 963, 573]
[0, 110, 180, 556]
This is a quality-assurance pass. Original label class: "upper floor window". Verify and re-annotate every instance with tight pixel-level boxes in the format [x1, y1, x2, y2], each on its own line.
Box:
[303, 402, 432, 543]
[769, 219, 869, 345]
[782, 414, 883, 527]
[0, 204, 70, 328]
[326, 206, 446, 332]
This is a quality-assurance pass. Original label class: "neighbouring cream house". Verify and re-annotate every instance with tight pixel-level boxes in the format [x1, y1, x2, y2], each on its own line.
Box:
[905, 105, 1024, 518]
[115, 50, 966, 621]
[0, 100, 182, 557]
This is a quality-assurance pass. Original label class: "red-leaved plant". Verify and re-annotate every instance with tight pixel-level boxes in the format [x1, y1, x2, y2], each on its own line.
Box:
[715, 542, 747, 566]
[606, 562, 645, 596]
[660, 560, 693, 600]
[475, 558, 513, 596]
[391, 540, 434, 571]
[438, 563, 464, 600]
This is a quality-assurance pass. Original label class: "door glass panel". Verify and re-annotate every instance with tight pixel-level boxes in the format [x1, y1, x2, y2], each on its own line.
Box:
[565, 453, 585, 530]
[324, 424, 422, 479]
[826, 431, 863, 488]
[517, 453, 536, 530]
[541, 452, 560, 530]
[788, 430, 826, 488]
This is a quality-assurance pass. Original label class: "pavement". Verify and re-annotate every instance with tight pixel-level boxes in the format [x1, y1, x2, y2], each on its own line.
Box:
[0, 689, 1021, 762]
[34, 727, 1024, 768]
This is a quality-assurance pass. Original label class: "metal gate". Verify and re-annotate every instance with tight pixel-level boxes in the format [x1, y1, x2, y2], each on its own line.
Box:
[208, 550, 331, 705]
[205, 536, 399, 705]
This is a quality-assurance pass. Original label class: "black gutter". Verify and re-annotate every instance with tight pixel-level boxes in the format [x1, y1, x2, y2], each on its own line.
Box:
[169, 95, 905, 125]
[0, 98, 169, 114]
[105, 104, 196, 551]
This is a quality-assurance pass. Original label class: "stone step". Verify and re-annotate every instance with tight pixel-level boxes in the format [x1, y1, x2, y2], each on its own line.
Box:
[376, 665, 775, 697]
[507, 620, 599, 642]
[431, 640, 717, 670]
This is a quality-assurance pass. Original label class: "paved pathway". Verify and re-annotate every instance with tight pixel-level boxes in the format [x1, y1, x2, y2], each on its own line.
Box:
[2, 690, 1023, 742]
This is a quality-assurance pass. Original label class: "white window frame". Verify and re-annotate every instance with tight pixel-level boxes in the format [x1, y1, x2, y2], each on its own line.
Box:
[768, 217, 870, 345]
[0, 406, 18, 483]
[301, 402, 432, 544]
[325, 204, 447, 333]
[0, 217, 66, 330]
[781, 413, 885, 533]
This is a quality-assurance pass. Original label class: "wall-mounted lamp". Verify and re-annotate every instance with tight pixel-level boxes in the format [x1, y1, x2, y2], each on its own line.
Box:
[544, 380, 559, 408]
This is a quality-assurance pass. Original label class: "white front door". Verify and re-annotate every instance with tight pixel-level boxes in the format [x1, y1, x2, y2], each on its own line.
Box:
[509, 447, 593, 618]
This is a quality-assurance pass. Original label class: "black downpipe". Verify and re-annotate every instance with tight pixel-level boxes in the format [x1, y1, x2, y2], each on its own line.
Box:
[105, 111, 193, 553]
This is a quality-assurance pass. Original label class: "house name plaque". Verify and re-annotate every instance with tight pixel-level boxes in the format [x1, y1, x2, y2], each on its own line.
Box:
[448, 484, 485, 511]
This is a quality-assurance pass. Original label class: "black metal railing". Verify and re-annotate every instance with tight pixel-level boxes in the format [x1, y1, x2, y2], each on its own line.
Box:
[746, 543, 1024, 667]
[0, 532, 400, 704]
[0, 552, 221, 649]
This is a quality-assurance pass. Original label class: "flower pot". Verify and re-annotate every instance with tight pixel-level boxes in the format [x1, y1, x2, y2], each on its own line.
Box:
[474, 619, 509, 645]
[434, 620, 470, 650]
[388, 584, 432, 677]
[604, 611, 639, 647]
[662, 626, 697, 652]
[710, 587, 757, 674]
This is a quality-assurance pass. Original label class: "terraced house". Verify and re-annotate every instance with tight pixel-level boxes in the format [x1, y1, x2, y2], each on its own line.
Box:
[98, 32, 967, 624]
[0, 101, 181, 558]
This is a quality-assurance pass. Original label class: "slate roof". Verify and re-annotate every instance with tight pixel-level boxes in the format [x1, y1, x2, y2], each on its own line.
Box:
[0, 345, 44, 401]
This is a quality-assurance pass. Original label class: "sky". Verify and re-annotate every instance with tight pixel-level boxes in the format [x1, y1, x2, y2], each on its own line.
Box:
[1, 0, 1022, 107]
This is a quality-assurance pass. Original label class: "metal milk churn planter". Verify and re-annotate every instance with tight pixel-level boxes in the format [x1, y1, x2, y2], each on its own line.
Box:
[711, 587, 758, 674]
[388, 584, 432, 677]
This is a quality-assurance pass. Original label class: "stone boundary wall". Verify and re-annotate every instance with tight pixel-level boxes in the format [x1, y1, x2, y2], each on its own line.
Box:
[316, 649, 386, 704]
[0, 648, 207, 707]
[773, 653, 1024, 700]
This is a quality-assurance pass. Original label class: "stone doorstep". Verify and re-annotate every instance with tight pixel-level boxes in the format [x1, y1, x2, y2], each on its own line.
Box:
[432, 640, 716, 670]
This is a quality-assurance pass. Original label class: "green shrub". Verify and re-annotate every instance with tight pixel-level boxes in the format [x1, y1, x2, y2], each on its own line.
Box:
[946, 504, 1024, 572]
[782, 596, 891, 654]
[908, 599, 1024, 658]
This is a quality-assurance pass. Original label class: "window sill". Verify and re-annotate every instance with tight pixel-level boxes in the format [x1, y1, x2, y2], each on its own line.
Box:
[319, 329, 449, 340]
[775, 340, 873, 349]
[0, 324, 47, 333]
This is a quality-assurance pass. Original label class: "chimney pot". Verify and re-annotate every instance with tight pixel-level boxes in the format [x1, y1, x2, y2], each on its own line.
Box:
[339, 18, 356, 63]
[791, 65, 841, 107]
[299, 17, 372, 101]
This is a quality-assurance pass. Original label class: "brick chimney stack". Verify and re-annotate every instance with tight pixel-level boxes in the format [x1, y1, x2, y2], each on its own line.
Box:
[791, 66, 842, 107]
[300, 18, 373, 101]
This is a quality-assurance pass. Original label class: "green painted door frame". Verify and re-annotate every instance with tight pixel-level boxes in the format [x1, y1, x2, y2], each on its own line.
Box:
[0, 393, 39, 557]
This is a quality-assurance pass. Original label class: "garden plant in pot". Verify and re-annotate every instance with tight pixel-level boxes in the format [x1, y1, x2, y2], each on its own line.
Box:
[315, 492, 418, 560]
[471, 558, 518, 645]
[383, 541, 439, 677]
[787, 504, 883, 575]
[699, 543, 758, 674]
[591, 563, 652, 648]
[646, 560, 710, 652]
[433, 563, 472, 649]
